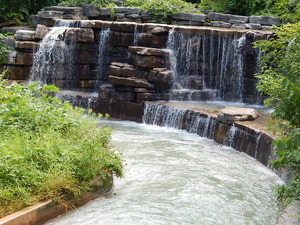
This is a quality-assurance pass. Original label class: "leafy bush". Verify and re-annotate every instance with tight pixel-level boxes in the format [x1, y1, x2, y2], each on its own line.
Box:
[0, 0, 28, 24]
[0, 0, 60, 23]
[273, 129, 300, 205]
[0, 34, 13, 65]
[124, 0, 199, 23]
[59, 0, 115, 7]
[254, 23, 300, 206]
[0, 78, 123, 217]
[199, 0, 300, 22]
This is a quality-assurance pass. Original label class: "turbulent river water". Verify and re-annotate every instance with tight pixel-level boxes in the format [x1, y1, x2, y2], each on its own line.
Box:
[46, 119, 283, 225]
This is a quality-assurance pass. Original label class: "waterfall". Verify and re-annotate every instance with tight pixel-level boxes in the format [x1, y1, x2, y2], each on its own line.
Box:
[224, 125, 238, 147]
[166, 30, 259, 102]
[30, 20, 79, 88]
[133, 24, 138, 46]
[254, 133, 262, 158]
[142, 102, 186, 129]
[166, 29, 201, 89]
[55, 90, 98, 110]
[95, 28, 111, 87]
[143, 102, 216, 139]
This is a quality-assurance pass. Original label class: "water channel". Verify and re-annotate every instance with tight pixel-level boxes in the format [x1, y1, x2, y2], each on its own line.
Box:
[46, 119, 283, 225]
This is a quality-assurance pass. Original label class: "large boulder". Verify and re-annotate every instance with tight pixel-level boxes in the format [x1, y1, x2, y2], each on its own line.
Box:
[129, 46, 168, 68]
[208, 12, 249, 23]
[147, 26, 169, 35]
[111, 22, 137, 33]
[14, 30, 36, 41]
[171, 13, 207, 22]
[35, 24, 48, 39]
[109, 63, 137, 77]
[147, 68, 174, 89]
[15, 41, 38, 50]
[2, 65, 31, 80]
[130, 54, 165, 68]
[42, 6, 83, 16]
[217, 107, 260, 124]
[136, 33, 168, 48]
[249, 16, 280, 26]
[64, 28, 94, 42]
[0, 37, 15, 48]
[128, 46, 169, 57]
[1, 26, 34, 34]
[81, 5, 100, 18]
[109, 75, 154, 89]
[5, 51, 33, 66]
[80, 20, 112, 28]
[114, 7, 140, 15]
[111, 32, 134, 46]
[37, 10, 64, 19]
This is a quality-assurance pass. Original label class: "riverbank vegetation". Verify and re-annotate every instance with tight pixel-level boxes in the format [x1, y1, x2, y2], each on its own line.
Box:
[254, 22, 300, 207]
[0, 77, 123, 218]
[1, 0, 299, 24]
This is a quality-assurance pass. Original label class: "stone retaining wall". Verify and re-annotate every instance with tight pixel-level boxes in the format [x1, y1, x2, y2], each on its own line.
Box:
[32, 5, 280, 30]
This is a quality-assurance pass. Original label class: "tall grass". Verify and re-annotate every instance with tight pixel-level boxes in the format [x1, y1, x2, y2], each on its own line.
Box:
[0, 77, 123, 217]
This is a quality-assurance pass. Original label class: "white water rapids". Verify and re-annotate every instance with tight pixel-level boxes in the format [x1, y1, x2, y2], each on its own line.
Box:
[46, 120, 283, 225]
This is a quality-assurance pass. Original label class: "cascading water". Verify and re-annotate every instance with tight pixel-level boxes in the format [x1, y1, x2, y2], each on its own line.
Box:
[46, 119, 283, 225]
[142, 101, 274, 166]
[133, 24, 139, 46]
[55, 90, 98, 110]
[142, 102, 216, 139]
[95, 28, 111, 88]
[30, 20, 79, 89]
[143, 102, 186, 129]
[166, 30, 261, 103]
[224, 124, 238, 147]
[255, 133, 263, 158]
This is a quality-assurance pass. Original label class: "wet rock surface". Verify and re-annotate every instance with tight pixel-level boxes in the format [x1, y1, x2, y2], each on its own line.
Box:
[217, 106, 260, 124]
[14, 30, 36, 41]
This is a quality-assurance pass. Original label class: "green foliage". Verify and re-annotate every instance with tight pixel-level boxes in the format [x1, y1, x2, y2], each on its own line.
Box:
[59, 0, 115, 7]
[254, 23, 300, 126]
[0, 78, 123, 217]
[199, 0, 225, 12]
[124, 0, 199, 23]
[198, 0, 300, 21]
[257, 0, 300, 22]
[272, 128, 300, 205]
[0, 0, 60, 23]
[0, 34, 13, 65]
[0, 0, 28, 24]
[254, 23, 300, 206]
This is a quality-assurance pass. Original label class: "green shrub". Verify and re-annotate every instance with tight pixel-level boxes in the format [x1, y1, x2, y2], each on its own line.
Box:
[59, 0, 115, 7]
[0, 0, 60, 23]
[198, 0, 300, 22]
[124, 0, 199, 23]
[0, 34, 14, 65]
[254, 22, 300, 206]
[0, 78, 123, 217]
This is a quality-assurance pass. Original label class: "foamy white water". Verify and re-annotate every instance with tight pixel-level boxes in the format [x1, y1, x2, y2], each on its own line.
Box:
[46, 120, 283, 225]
